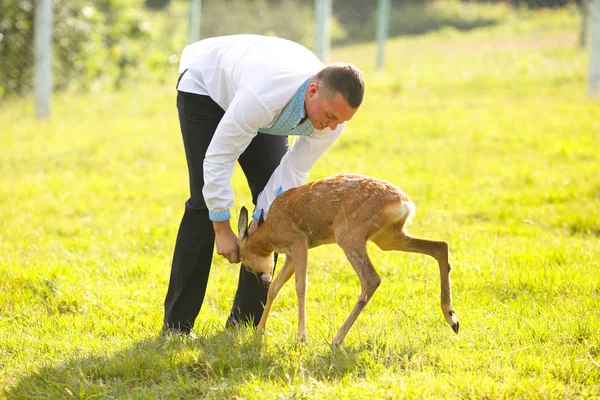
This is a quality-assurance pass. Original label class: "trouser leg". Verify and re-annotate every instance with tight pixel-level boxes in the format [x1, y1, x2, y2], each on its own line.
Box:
[163, 91, 224, 333]
[226, 133, 289, 327]
[163, 205, 214, 333]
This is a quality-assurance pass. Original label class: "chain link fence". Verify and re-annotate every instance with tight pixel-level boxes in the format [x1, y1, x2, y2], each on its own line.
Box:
[0, 0, 595, 102]
[1, 0, 189, 99]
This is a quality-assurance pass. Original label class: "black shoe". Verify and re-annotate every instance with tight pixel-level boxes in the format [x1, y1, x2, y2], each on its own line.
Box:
[225, 311, 257, 329]
[225, 314, 240, 329]
[161, 323, 192, 336]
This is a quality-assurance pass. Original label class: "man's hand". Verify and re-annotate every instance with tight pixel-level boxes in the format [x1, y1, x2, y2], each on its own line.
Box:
[213, 221, 240, 263]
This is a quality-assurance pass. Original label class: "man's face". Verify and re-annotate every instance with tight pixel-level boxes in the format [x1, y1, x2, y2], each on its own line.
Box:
[304, 82, 357, 131]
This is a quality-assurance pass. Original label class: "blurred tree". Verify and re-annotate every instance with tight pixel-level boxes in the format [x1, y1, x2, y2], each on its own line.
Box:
[0, 0, 35, 97]
[145, 0, 171, 11]
[0, 0, 149, 98]
[464, 0, 572, 6]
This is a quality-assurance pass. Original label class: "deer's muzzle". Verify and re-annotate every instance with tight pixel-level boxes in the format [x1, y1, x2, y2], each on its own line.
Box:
[258, 273, 272, 288]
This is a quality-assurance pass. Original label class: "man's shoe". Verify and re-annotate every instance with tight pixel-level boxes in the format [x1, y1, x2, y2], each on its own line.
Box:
[225, 312, 259, 329]
[225, 314, 241, 329]
[161, 324, 193, 337]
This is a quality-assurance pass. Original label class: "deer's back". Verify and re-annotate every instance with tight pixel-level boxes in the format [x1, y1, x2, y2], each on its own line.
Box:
[266, 173, 413, 248]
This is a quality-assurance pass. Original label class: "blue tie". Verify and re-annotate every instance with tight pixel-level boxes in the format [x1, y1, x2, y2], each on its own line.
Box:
[258, 78, 313, 137]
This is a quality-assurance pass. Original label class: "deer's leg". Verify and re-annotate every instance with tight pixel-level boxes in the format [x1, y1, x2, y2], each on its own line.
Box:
[373, 227, 459, 333]
[292, 244, 309, 342]
[257, 256, 295, 333]
[332, 241, 381, 346]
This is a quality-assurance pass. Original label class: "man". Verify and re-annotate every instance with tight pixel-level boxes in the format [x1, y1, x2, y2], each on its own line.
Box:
[163, 34, 364, 334]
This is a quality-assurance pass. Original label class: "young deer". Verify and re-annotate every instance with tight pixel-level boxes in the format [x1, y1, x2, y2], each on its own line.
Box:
[237, 173, 459, 346]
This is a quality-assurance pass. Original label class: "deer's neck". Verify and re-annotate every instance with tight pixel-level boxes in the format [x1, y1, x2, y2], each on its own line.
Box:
[248, 223, 275, 256]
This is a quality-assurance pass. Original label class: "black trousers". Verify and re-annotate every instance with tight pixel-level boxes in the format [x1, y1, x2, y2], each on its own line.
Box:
[163, 90, 288, 332]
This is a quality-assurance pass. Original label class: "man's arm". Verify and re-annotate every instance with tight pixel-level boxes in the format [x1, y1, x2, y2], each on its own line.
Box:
[203, 88, 274, 262]
[203, 88, 273, 220]
[253, 124, 344, 221]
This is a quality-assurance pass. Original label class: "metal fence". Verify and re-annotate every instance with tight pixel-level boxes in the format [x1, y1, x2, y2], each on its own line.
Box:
[0, 0, 598, 109]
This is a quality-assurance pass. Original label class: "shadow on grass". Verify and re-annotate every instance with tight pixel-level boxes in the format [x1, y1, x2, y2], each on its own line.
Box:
[3, 326, 364, 398]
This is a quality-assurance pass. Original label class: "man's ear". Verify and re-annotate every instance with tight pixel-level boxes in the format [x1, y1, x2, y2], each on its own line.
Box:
[238, 207, 249, 240]
[307, 82, 319, 98]
[258, 209, 265, 228]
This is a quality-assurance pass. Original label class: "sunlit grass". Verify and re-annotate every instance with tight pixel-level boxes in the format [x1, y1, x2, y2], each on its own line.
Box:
[1, 6, 599, 399]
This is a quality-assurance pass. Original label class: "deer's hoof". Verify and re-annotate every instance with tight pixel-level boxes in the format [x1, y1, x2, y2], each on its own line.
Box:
[330, 341, 345, 352]
[331, 335, 344, 347]
[452, 321, 459, 334]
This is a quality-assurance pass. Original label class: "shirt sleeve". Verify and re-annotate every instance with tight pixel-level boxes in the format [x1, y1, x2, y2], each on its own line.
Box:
[203, 87, 273, 221]
[253, 123, 344, 220]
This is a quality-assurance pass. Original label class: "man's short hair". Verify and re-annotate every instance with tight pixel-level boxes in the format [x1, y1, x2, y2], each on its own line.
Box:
[313, 63, 365, 109]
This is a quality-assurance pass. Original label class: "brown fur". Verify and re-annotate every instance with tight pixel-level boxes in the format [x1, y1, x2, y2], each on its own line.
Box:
[237, 173, 459, 346]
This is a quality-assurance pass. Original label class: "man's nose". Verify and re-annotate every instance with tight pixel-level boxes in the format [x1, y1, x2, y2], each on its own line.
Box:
[327, 121, 338, 130]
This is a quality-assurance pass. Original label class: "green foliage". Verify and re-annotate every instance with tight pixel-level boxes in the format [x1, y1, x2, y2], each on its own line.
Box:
[1, 7, 599, 399]
[0, 0, 151, 97]
[145, 0, 171, 10]
[333, 0, 510, 45]
[0, 0, 35, 97]
[199, 0, 315, 47]
[0, 0, 583, 99]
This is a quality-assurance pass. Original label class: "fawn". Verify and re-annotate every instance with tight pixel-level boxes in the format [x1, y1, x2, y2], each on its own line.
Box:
[237, 173, 459, 346]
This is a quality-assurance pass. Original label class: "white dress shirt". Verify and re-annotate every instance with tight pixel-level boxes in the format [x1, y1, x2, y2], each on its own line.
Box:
[177, 34, 344, 221]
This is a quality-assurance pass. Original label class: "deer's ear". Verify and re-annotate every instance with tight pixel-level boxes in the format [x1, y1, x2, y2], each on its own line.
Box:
[238, 207, 249, 240]
[258, 209, 265, 228]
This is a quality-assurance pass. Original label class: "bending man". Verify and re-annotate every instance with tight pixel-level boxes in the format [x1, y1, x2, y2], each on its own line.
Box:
[163, 34, 365, 334]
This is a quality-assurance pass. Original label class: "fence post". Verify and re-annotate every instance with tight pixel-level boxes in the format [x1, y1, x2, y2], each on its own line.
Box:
[579, 0, 589, 48]
[189, 0, 202, 44]
[376, 0, 391, 70]
[590, 0, 600, 97]
[314, 0, 331, 63]
[34, 0, 53, 119]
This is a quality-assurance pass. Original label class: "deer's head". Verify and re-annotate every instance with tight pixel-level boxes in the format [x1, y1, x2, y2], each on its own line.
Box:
[237, 206, 275, 288]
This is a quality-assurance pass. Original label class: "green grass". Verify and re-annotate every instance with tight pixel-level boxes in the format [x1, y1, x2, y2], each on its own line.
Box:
[1, 6, 600, 399]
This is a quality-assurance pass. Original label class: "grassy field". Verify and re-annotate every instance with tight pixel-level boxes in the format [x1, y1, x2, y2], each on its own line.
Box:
[1, 6, 599, 399]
